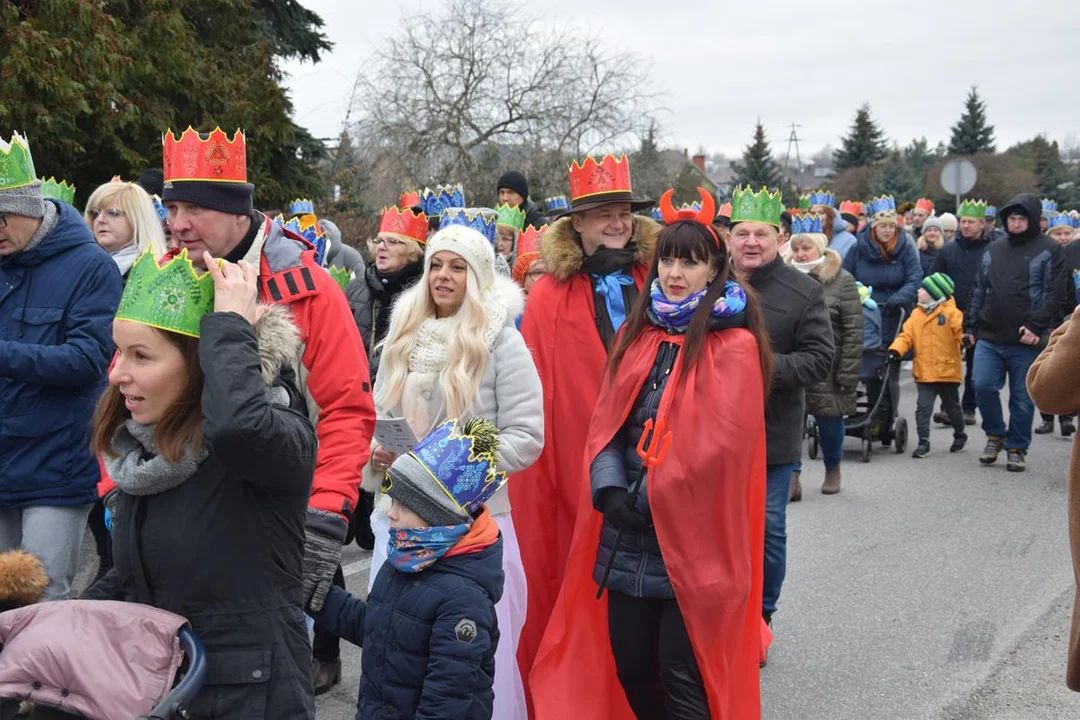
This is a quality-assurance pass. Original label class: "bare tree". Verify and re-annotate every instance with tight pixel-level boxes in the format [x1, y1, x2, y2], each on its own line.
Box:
[350, 0, 656, 203]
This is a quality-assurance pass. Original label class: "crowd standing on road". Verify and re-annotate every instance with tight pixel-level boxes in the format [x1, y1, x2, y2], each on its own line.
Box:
[0, 125, 1078, 720]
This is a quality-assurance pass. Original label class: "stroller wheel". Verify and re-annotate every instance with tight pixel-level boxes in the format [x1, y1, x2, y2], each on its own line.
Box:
[894, 417, 909, 453]
[861, 437, 873, 463]
[808, 424, 820, 460]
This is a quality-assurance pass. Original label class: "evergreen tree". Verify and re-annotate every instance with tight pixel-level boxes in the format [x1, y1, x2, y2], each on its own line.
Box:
[629, 120, 670, 201]
[1, 0, 331, 207]
[1008, 135, 1069, 200]
[869, 147, 921, 202]
[948, 85, 996, 155]
[732, 121, 782, 189]
[327, 130, 372, 216]
[903, 137, 939, 188]
[834, 104, 888, 170]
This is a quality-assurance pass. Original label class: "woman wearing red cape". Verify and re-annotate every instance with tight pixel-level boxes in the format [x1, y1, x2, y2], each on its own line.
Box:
[528, 190, 771, 719]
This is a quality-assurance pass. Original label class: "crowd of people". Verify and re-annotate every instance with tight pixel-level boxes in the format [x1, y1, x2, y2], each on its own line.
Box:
[0, 125, 1077, 719]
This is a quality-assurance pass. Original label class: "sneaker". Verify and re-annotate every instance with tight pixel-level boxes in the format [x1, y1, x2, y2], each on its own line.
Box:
[980, 436, 1004, 465]
[950, 434, 968, 453]
[1062, 417, 1076, 438]
[933, 411, 949, 426]
[912, 442, 931, 459]
[1035, 419, 1055, 435]
[1006, 449, 1026, 472]
[964, 411, 977, 426]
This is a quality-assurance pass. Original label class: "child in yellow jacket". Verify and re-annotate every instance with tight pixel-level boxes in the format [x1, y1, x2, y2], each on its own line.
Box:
[889, 272, 967, 458]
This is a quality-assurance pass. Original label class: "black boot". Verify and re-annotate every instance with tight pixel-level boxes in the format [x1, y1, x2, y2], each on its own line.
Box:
[1062, 417, 1076, 438]
[1035, 419, 1055, 435]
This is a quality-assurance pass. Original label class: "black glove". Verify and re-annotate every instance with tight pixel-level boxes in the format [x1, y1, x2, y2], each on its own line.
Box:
[598, 487, 650, 533]
[303, 511, 347, 613]
[886, 350, 901, 363]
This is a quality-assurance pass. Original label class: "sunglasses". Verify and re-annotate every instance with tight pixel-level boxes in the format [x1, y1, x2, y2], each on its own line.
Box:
[88, 207, 124, 220]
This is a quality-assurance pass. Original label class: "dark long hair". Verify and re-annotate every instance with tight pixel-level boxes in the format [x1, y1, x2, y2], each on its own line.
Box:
[607, 221, 772, 396]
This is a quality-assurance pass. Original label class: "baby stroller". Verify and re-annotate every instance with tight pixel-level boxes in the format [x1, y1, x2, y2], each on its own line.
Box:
[807, 306, 908, 463]
[0, 600, 206, 720]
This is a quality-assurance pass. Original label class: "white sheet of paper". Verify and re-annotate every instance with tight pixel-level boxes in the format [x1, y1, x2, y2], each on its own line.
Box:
[374, 417, 419, 454]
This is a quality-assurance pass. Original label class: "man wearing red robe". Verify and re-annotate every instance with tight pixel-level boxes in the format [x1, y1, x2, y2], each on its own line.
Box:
[512, 154, 658, 709]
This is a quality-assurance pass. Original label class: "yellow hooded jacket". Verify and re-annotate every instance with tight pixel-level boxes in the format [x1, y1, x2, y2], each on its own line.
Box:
[889, 298, 964, 383]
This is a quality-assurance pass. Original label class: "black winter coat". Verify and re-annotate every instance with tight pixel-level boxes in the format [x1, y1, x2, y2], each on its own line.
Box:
[344, 262, 423, 378]
[802, 251, 863, 418]
[522, 199, 548, 230]
[749, 255, 835, 465]
[313, 537, 504, 720]
[930, 230, 995, 314]
[85, 312, 317, 719]
[966, 194, 1071, 345]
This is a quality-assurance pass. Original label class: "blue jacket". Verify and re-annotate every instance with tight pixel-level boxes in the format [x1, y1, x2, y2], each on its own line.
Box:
[829, 213, 857, 261]
[313, 536, 504, 720]
[844, 230, 923, 344]
[0, 201, 122, 509]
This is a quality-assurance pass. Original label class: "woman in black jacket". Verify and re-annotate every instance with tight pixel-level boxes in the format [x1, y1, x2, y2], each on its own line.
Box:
[85, 250, 317, 719]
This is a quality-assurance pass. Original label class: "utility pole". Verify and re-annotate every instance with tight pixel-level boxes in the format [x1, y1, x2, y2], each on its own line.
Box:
[783, 123, 802, 172]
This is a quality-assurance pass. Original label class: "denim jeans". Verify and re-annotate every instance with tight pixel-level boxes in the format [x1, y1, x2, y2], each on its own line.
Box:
[0, 504, 92, 600]
[814, 415, 846, 469]
[763, 462, 798, 616]
[972, 340, 1041, 452]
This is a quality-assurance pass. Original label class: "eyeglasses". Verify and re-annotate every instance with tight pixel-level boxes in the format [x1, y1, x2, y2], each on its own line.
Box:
[526, 269, 546, 281]
[374, 236, 405, 247]
[88, 207, 124, 220]
[0, 215, 6, 229]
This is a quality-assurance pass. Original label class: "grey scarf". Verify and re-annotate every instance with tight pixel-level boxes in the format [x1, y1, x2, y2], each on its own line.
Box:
[105, 420, 208, 496]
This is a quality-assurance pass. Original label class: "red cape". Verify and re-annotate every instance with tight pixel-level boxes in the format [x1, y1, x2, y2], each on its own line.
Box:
[512, 267, 648, 708]
[528, 326, 767, 720]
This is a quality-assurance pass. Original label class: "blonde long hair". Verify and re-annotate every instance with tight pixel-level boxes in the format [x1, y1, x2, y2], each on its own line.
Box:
[84, 182, 167, 259]
[375, 260, 493, 424]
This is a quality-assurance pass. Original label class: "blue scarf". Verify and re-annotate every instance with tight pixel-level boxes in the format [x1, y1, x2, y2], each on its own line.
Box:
[648, 279, 747, 332]
[387, 523, 470, 573]
[592, 271, 635, 333]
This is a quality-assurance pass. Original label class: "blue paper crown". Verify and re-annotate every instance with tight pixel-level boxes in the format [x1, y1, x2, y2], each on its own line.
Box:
[288, 198, 315, 216]
[985, 205, 996, 218]
[650, 207, 664, 221]
[678, 201, 703, 213]
[422, 184, 466, 218]
[284, 216, 329, 266]
[1048, 212, 1075, 232]
[439, 207, 498, 246]
[545, 195, 569, 213]
[1042, 198, 1058, 216]
[151, 195, 168, 223]
[408, 419, 507, 518]
[791, 213, 825, 234]
[1073, 215, 1080, 229]
[868, 195, 897, 218]
[808, 190, 836, 209]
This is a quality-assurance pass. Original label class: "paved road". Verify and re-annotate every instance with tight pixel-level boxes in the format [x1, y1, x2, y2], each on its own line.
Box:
[69, 373, 1078, 719]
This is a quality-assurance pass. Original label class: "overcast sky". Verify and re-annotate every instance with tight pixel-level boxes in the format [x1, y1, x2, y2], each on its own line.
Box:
[282, 0, 1076, 160]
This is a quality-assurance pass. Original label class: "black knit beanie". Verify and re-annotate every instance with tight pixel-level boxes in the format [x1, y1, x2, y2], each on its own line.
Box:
[136, 168, 164, 197]
[497, 170, 529, 201]
[161, 180, 255, 215]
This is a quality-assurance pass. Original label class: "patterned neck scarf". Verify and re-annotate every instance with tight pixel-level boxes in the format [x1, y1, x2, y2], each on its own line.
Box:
[387, 522, 470, 573]
[648, 278, 747, 333]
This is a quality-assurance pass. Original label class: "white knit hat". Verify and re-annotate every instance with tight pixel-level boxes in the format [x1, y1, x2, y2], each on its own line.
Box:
[425, 224, 496, 292]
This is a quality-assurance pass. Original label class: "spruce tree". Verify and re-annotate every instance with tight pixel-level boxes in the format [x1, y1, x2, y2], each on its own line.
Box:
[948, 85, 996, 155]
[629, 120, 670, 201]
[732, 121, 782, 189]
[869, 148, 921, 202]
[834, 104, 888, 170]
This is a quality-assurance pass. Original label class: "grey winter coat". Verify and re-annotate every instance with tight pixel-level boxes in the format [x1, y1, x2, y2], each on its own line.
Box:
[319, 218, 365, 275]
[748, 255, 835, 465]
[801, 250, 863, 417]
[362, 277, 544, 516]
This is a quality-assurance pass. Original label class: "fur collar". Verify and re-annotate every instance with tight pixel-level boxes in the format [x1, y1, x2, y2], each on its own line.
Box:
[254, 304, 302, 385]
[540, 215, 660, 281]
[808, 248, 843, 284]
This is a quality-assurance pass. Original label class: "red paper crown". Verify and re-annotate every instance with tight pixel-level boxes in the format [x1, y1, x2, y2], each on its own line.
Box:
[399, 190, 422, 208]
[516, 224, 546, 257]
[162, 127, 248, 183]
[839, 200, 863, 215]
[915, 198, 934, 214]
[718, 202, 732, 219]
[567, 154, 633, 203]
[378, 206, 428, 244]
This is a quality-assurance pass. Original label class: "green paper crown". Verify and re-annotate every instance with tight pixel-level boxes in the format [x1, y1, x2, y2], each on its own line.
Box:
[0, 132, 37, 191]
[957, 198, 987, 220]
[731, 186, 784, 227]
[115, 250, 215, 338]
[41, 177, 75, 205]
[328, 266, 353, 291]
[494, 203, 526, 231]
[798, 193, 812, 210]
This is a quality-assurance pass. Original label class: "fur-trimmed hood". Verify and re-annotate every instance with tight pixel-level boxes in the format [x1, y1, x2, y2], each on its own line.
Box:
[808, 248, 844, 285]
[254, 304, 302, 386]
[540, 215, 661, 281]
[0, 550, 48, 612]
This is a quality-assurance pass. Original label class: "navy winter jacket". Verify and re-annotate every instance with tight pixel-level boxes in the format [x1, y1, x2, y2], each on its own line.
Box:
[0, 201, 122, 509]
[843, 230, 922, 344]
[966, 194, 1071, 345]
[313, 536, 504, 720]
